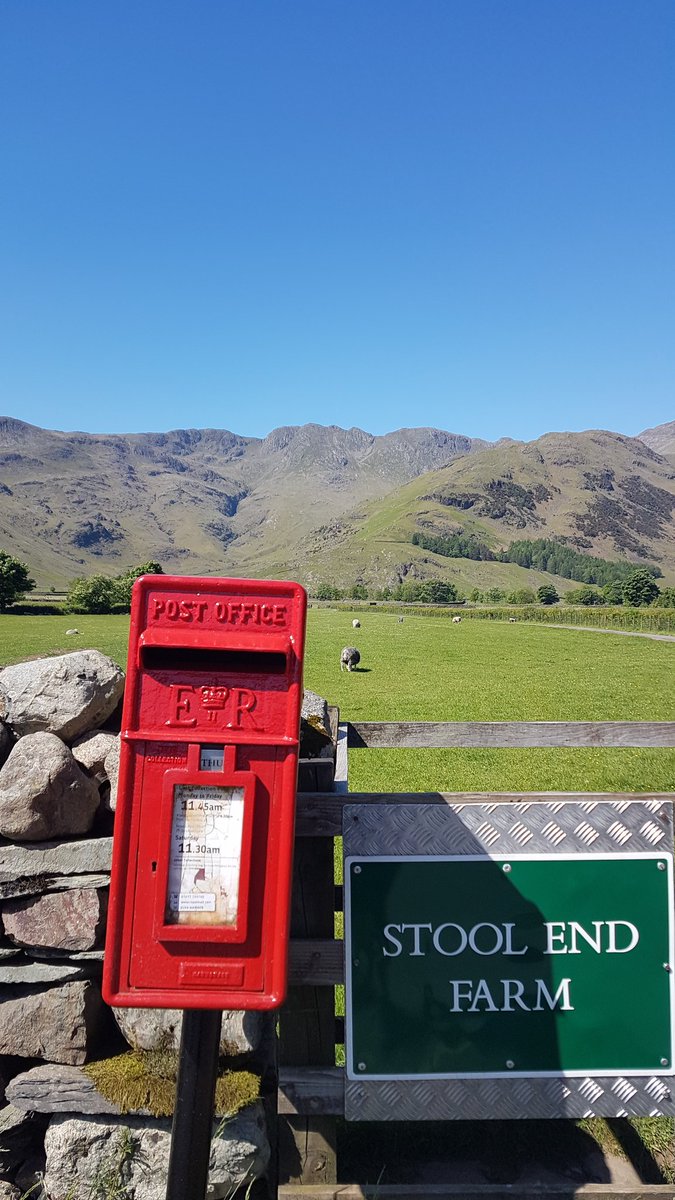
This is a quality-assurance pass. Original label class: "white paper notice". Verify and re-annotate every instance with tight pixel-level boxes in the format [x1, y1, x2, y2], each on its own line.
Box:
[166, 785, 245, 926]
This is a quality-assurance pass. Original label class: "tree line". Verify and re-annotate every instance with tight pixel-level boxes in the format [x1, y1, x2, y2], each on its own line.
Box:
[1, 550, 673, 614]
[65, 562, 165, 612]
[314, 580, 463, 604]
[411, 532, 663, 587]
[314, 570, 675, 608]
[0, 553, 164, 613]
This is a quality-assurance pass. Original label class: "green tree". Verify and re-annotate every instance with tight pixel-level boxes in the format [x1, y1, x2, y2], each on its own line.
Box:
[114, 562, 164, 608]
[419, 580, 459, 604]
[565, 586, 605, 606]
[315, 583, 341, 600]
[468, 588, 483, 602]
[622, 569, 660, 607]
[653, 586, 675, 608]
[411, 530, 494, 561]
[507, 588, 537, 605]
[536, 584, 559, 606]
[503, 537, 662, 587]
[602, 581, 624, 605]
[66, 575, 118, 614]
[349, 583, 368, 600]
[484, 587, 506, 604]
[0, 551, 35, 610]
[399, 581, 424, 602]
[132, 560, 163, 576]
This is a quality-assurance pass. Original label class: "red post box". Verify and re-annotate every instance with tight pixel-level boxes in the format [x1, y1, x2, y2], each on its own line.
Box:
[103, 575, 307, 1010]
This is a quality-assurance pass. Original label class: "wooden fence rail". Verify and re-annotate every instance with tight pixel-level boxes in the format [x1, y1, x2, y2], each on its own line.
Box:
[275, 719, 675, 1199]
[348, 721, 675, 748]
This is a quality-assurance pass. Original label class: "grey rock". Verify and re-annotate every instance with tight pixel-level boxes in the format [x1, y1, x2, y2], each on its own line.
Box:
[0, 650, 125, 741]
[0, 1183, 20, 1199]
[0, 1103, 29, 1139]
[3, 887, 108, 952]
[71, 729, 120, 811]
[0, 837, 112, 895]
[70, 729, 117, 772]
[13, 1163, 47, 1199]
[300, 689, 334, 758]
[0, 948, 21, 960]
[0, 1104, 49, 1184]
[0, 733, 100, 841]
[44, 1107, 269, 1200]
[0, 961, 88, 984]
[0, 872, 111, 903]
[31, 949, 104, 963]
[7, 1065, 119, 1115]
[0, 980, 105, 1064]
[113, 1007, 263, 1056]
[0, 838, 113, 881]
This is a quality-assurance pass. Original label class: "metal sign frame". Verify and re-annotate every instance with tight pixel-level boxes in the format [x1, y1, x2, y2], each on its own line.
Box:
[343, 798, 675, 1120]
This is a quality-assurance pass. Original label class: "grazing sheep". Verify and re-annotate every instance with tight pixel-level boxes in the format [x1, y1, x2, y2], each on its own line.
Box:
[398, 616, 404, 623]
[352, 619, 361, 628]
[509, 617, 517, 623]
[452, 615, 462, 624]
[340, 646, 361, 672]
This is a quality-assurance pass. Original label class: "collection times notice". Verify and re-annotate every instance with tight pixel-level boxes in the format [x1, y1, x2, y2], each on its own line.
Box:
[166, 785, 245, 926]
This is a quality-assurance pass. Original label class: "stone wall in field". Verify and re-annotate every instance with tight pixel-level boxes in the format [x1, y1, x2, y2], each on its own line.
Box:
[0, 651, 274, 1199]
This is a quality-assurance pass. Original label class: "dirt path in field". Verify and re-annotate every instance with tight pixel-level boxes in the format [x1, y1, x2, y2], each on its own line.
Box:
[544, 622, 675, 643]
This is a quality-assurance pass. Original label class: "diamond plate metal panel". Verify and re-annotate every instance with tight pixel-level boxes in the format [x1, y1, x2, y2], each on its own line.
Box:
[343, 799, 675, 1121]
[345, 1074, 674, 1121]
[343, 799, 673, 857]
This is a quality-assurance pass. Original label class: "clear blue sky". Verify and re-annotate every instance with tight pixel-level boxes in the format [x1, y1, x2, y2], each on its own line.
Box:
[1, 0, 673, 443]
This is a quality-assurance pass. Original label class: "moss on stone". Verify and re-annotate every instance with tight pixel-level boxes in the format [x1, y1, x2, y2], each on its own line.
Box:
[83, 1050, 260, 1119]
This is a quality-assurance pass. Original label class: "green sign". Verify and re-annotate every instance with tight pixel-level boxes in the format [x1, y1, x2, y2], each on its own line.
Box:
[345, 855, 674, 1079]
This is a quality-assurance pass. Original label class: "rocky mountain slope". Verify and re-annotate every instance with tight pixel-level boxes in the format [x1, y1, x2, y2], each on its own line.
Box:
[638, 420, 675, 460]
[0, 418, 487, 586]
[298, 427, 675, 591]
[1, 416, 673, 591]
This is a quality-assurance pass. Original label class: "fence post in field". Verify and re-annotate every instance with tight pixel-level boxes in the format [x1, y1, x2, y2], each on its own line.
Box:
[276, 709, 340, 1187]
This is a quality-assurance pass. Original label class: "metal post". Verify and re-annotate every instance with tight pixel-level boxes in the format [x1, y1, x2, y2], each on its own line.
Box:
[166, 1009, 223, 1200]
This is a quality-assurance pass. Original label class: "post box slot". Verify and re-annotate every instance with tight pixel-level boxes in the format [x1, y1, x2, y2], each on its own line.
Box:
[141, 647, 287, 674]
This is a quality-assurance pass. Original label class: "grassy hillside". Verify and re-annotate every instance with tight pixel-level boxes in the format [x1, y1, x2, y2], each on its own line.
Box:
[300, 429, 675, 589]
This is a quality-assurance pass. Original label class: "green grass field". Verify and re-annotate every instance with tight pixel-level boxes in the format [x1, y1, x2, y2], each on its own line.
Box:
[0, 608, 673, 792]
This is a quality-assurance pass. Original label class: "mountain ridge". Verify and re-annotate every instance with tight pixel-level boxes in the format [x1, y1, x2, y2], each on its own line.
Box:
[0, 416, 673, 590]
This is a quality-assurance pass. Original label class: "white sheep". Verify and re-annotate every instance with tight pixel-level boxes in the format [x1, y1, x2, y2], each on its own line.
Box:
[340, 646, 361, 672]
[452, 615, 462, 624]
[352, 618, 361, 628]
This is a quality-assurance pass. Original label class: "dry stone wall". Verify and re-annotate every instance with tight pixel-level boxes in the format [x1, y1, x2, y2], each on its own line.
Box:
[0, 651, 274, 1198]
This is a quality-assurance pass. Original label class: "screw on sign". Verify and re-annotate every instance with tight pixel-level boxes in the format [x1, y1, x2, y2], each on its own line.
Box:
[102, 576, 307, 1200]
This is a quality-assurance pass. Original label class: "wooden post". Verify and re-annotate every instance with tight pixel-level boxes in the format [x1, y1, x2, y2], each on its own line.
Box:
[166, 1009, 222, 1200]
[276, 711, 341, 1188]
